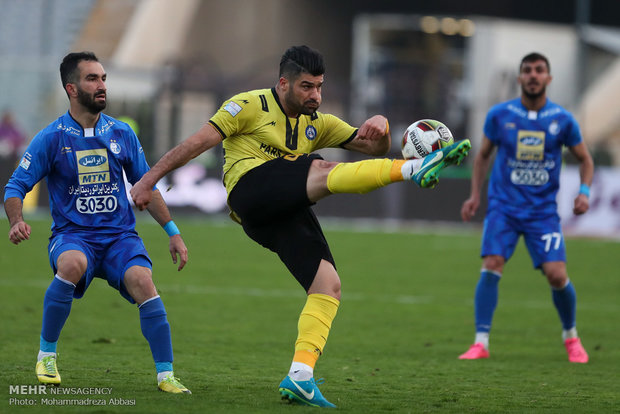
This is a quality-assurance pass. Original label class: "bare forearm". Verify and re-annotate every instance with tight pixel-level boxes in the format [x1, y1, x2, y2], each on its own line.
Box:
[362, 134, 390, 156]
[5, 197, 31, 244]
[375, 133, 391, 156]
[145, 190, 173, 226]
[143, 123, 222, 187]
[143, 190, 188, 271]
[468, 137, 495, 199]
[143, 139, 204, 187]
[470, 152, 491, 199]
[565, 142, 593, 187]
[343, 115, 391, 156]
[4, 197, 24, 227]
[579, 154, 594, 187]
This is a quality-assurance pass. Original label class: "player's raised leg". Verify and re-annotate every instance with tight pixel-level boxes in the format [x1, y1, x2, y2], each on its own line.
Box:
[124, 266, 191, 393]
[279, 260, 339, 407]
[312, 139, 471, 200]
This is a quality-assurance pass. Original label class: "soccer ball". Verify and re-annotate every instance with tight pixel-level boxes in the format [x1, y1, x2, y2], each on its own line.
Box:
[401, 119, 454, 159]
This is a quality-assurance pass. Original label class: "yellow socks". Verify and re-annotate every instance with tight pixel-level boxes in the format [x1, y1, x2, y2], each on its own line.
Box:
[291, 294, 340, 376]
[326, 159, 406, 194]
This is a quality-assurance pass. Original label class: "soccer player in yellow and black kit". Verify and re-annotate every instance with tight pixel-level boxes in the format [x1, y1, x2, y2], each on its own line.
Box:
[131, 45, 470, 407]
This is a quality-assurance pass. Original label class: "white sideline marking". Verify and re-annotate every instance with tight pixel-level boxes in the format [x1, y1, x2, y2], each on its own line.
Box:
[0, 279, 432, 305]
[1, 279, 617, 310]
[156, 283, 435, 305]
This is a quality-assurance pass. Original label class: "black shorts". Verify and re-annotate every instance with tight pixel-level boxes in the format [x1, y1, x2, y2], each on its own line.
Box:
[228, 154, 336, 291]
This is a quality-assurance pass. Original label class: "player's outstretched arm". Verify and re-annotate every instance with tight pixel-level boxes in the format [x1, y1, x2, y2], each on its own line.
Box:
[131, 123, 223, 210]
[342, 115, 391, 156]
[4, 197, 31, 245]
[145, 190, 188, 271]
[461, 136, 495, 222]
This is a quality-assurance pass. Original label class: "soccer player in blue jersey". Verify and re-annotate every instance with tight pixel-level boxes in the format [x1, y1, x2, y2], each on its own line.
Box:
[130, 45, 470, 407]
[4, 52, 191, 392]
[459, 52, 594, 363]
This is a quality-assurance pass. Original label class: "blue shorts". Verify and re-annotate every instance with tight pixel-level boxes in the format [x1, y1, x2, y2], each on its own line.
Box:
[481, 209, 566, 269]
[48, 231, 152, 303]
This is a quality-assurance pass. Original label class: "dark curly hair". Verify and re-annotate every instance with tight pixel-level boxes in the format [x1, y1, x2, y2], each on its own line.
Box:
[279, 45, 325, 80]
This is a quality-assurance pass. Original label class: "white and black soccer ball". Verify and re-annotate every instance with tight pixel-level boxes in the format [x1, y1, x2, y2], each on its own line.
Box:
[401, 119, 454, 159]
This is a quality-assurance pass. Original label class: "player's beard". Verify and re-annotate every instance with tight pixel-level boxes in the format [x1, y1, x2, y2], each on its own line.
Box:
[284, 89, 319, 116]
[77, 87, 106, 114]
[521, 83, 546, 101]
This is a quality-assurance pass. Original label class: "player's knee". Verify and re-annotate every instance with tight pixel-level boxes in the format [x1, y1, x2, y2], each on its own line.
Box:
[56, 253, 87, 284]
[482, 255, 504, 273]
[308, 279, 341, 300]
[330, 280, 342, 301]
[308, 261, 341, 300]
[542, 262, 568, 288]
[134, 273, 155, 293]
[545, 270, 567, 289]
[307, 160, 340, 202]
[322, 275, 341, 301]
[308, 159, 339, 183]
[125, 267, 156, 300]
[311, 159, 339, 171]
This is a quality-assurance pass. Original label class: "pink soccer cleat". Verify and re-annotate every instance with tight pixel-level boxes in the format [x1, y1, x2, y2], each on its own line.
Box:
[565, 338, 589, 363]
[458, 343, 490, 360]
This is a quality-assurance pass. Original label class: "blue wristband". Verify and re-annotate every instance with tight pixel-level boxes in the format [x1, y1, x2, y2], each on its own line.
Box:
[579, 184, 590, 198]
[163, 221, 180, 237]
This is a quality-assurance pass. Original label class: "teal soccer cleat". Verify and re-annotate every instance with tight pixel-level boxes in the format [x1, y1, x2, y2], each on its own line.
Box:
[279, 375, 336, 408]
[411, 139, 471, 188]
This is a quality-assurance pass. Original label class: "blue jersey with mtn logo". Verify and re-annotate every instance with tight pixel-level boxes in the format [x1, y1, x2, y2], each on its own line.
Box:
[483, 97, 582, 218]
[4, 111, 150, 235]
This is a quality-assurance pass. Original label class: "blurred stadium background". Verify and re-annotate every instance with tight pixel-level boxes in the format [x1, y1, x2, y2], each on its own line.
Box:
[1, 0, 619, 238]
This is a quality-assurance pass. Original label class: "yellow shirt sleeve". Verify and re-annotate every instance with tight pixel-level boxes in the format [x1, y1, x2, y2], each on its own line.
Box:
[311, 113, 357, 150]
[209, 91, 260, 139]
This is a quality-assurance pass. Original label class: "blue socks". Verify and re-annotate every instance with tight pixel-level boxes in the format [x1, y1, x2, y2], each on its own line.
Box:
[139, 296, 174, 372]
[552, 280, 577, 330]
[474, 270, 501, 333]
[40, 275, 76, 350]
[40, 277, 174, 374]
[472, 270, 577, 343]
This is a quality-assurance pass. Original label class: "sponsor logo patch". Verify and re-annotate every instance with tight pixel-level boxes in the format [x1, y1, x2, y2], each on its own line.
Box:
[516, 130, 545, 161]
[76, 149, 110, 184]
[224, 101, 243, 117]
[19, 157, 31, 170]
[78, 154, 106, 167]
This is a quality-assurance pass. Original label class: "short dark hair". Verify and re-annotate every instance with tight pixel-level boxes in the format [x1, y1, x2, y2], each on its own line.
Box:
[279, 45, 325, 80]
[520, 52, 550, 73]
[60, 51, 99, 91]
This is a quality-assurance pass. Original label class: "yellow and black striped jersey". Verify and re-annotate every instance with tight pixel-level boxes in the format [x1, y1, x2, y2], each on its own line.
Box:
[209, 87, 357, 194]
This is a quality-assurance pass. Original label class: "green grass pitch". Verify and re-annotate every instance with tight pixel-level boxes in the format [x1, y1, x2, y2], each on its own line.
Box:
[1, 216, 619, 413]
